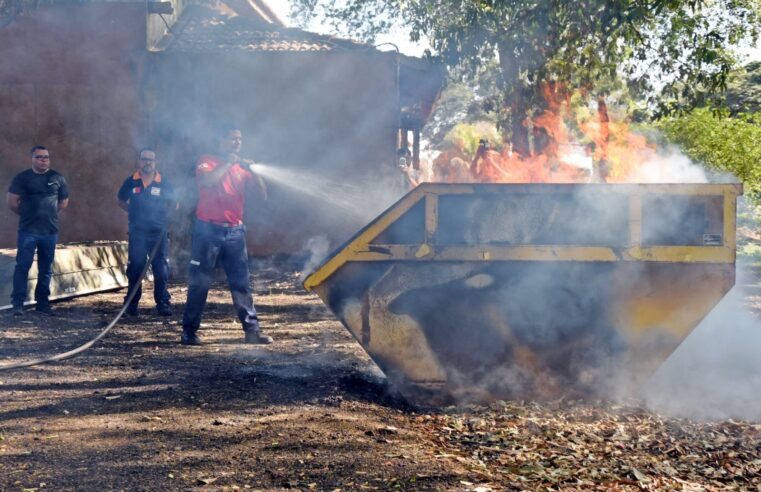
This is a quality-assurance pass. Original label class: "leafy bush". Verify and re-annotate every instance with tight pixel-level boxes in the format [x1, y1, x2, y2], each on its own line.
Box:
[737, 197, 761, 262]
[739, 242, 761, 264]
[443, 122, 501, 157]
[657, 108, 761, 202]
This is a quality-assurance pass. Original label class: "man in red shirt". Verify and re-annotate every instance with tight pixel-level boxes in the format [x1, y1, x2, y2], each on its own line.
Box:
[180, 127, 272, 346]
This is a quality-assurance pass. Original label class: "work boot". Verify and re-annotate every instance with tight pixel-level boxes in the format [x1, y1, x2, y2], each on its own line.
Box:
[244, 331, 273, 345]
[12, 305, 24, 316]
[125, 305, 139, 317]
[35, 304, 54, 316]
[157, 304, 173, 317]
[180, 331, 201, 346]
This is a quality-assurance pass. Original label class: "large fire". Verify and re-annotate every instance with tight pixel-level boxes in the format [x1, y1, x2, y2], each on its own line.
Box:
[418, 84, 665, 185]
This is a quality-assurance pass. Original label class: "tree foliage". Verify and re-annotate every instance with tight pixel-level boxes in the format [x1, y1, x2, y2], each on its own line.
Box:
[292, 0, 761, 154]
[421, 62, 502, 144]
[725, 61, 761, 115]
[657, 108, 761, 200]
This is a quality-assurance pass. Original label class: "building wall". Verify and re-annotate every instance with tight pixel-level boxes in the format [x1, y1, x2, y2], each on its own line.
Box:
[0, 3, 148, 248]
[150, 50, 403, 257]
[0, 6, 409, 260]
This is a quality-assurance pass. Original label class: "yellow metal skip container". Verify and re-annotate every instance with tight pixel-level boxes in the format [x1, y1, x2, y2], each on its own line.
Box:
[304, 183, 742, 403]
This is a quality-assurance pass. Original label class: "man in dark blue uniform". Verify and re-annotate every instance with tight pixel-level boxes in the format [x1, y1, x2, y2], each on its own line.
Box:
[117, 148, 175, 317]
[6, 146, 69, 316]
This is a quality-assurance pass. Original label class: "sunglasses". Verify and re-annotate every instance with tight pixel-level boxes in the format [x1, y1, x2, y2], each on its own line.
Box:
[33, 155, 50, 160]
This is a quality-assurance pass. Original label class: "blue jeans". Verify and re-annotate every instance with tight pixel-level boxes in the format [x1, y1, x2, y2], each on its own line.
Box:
[125, 229, 171, 309]
[181, 220, 259, 334]
[11, 231, 57, 308]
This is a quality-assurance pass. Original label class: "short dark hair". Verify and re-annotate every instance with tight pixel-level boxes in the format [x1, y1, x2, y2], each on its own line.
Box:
[396, 147, 411, 157]
[30, 145, 48, 156]
[137, 147, 155, 159]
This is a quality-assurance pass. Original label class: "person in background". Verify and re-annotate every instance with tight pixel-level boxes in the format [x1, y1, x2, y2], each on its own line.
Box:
[6, 146, 69, 316]
[434, 157, 471, 183]
[470, 138, 504, 182]
[180, 126, 272, 346]
[430, 141, 470, 183]
[397, 147, 420, 191]
[117, 148, 175, 317]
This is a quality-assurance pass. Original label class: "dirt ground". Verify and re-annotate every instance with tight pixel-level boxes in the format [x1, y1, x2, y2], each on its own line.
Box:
[0, 262, 759, 491]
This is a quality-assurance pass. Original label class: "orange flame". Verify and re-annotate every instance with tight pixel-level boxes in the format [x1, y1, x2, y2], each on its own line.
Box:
[432, 84, 657, 184]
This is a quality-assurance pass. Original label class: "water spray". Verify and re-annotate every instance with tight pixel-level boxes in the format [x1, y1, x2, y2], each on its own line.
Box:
[248, 162, 372, 220]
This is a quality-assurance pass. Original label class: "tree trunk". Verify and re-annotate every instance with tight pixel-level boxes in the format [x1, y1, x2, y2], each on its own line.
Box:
[509, 88, 530, 157]
[596, 95, 611, 182]
[498, 42, 530, 157]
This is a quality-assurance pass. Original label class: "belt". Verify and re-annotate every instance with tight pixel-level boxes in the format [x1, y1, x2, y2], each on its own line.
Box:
[200, 219, 243, 228]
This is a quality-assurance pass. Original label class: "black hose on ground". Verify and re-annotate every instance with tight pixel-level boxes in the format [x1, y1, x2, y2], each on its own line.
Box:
[0, 230, 167, 371]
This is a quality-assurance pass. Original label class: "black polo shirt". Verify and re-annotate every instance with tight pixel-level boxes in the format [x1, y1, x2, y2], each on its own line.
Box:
[117, 171, 174, 234]
[8, 168, 69, 234]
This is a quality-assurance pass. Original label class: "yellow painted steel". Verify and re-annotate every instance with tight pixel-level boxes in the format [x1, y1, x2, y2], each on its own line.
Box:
[629, 194, 643, 245]
[347, 244, 734, 263]
[350, 245, 620, 261]
[304, 183, 742, 291]
[303, 182, 742, 402]
[424, 193, 438, 244]
[609, 263, 734, 381]
[724, 191, 737, 252]
[623, 246, 734, 262]
[303, 189, 423, 290]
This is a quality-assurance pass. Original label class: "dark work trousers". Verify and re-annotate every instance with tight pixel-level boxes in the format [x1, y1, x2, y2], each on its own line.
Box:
[125, 229, 171, 309]
[11, 231, 57, 308]
[181, 220, 259, 335]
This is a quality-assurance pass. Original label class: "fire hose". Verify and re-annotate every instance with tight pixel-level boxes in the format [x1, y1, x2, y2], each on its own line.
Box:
[0, 228, 167, 371]
[0, 160, 263, 372]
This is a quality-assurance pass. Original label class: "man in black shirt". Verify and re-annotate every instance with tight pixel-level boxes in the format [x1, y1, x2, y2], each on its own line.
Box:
[6, 146, 69, 316]
[117, 148, 175, 317]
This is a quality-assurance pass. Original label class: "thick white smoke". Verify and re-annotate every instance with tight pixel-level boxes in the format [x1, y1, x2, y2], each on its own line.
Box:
[625, 147, 709, 183]
[299, 234, 331, 281]
[643, 267, 761, 421]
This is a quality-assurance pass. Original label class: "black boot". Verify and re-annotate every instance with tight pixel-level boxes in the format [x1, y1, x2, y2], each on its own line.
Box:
[244, 318, 272, 344]
[35, 304, 54, 316]
[157, 304, 173, 316]
[244, 331, 273, 344]
[180, 330, 201, 346]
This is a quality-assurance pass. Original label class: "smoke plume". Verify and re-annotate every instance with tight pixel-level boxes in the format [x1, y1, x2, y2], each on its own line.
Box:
[643, 266, 761, 421]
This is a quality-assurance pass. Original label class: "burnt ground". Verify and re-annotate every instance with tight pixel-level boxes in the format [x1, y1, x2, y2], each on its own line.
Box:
[0, 262, 759, 491]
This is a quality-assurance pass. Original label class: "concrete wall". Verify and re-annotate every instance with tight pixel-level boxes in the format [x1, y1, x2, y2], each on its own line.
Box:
[0, 5, 407, 260]
[0, 3, 148, 248]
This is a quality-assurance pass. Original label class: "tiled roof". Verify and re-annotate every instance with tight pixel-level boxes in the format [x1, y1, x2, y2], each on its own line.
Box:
[162, 5, 369, 53]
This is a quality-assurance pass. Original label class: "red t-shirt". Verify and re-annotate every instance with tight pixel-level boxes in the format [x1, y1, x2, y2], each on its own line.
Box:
[195, 154, 253, 224]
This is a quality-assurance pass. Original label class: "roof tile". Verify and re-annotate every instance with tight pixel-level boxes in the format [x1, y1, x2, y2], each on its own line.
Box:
[165, 5, 367, 53]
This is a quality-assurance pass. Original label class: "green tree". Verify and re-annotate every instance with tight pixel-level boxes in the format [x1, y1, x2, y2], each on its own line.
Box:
[292, 0, 760, 156]
[422, 62, 502, 145]
[725, 61, 761, 115]
[657, 108, 761, 200]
